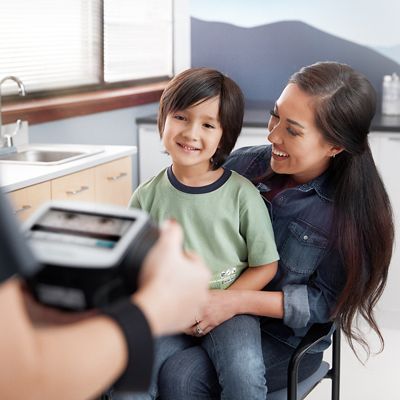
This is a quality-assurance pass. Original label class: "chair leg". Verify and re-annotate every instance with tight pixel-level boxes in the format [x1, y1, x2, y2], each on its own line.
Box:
[331, 328, 341, 400]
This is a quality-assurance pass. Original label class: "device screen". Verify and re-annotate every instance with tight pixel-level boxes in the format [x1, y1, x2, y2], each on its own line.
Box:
[29, 208, 135, 249]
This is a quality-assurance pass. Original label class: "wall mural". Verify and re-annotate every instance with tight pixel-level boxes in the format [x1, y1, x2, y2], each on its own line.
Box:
[190, 0, 400, 109]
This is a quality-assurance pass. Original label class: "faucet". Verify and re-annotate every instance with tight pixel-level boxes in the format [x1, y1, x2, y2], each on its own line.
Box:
[0, 76, 26, 148]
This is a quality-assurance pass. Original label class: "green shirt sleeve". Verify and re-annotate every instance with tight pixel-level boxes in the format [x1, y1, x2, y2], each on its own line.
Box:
[128, 189, 141, 209]
[239, 183, 280, 267]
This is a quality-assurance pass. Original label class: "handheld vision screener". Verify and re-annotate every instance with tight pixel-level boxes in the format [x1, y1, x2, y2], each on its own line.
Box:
[24, 201, 159, 311]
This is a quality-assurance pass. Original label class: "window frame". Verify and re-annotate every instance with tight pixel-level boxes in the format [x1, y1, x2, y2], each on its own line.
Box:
[1, 0, 179, 125]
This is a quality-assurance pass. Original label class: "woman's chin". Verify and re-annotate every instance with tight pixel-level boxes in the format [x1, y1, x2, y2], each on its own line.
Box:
[270, 159, 289, 174]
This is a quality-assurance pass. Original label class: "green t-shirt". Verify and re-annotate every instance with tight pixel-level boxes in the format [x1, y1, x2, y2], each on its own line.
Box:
[129, 167, 279, 289]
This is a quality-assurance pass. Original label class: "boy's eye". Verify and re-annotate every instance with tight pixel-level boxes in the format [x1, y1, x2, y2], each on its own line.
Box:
[203, 123, 215, 129]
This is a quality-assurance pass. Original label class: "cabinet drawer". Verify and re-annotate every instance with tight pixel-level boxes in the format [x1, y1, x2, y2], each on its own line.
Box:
[51, 168, 95, 202]
[95, 157, 132, 206]
[8, 181, 51, 221]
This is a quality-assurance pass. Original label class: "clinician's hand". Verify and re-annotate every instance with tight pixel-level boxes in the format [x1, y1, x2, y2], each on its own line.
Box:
[132, 220, 210, 336]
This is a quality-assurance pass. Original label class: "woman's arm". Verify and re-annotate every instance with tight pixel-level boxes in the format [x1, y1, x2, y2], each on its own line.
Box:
[193, 289, 284, 336]
[231, 289, 284, 319]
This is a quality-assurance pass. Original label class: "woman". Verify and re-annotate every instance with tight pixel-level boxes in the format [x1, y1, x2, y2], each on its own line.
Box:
[157, 61, 394, 399]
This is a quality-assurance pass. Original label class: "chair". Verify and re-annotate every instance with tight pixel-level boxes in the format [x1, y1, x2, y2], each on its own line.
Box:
[268, 322, 341, 400]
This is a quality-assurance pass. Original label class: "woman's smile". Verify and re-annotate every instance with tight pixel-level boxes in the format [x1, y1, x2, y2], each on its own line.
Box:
[271, 146, 289, 160]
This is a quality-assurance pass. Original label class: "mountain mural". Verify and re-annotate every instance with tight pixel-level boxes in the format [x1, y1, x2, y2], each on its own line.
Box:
[191, 17, 400, 108]
[374, 44, 400, 65]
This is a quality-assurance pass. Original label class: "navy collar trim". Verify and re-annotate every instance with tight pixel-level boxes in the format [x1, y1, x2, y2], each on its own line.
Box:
[167, 166, 232, 194]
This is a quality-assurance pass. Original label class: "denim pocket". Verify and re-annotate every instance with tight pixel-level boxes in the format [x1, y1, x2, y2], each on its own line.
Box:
[280, 219, 328, 275]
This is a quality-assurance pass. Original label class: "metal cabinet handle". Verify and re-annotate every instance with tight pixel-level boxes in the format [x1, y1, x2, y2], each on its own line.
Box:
[107, 172, 127, 181]
[14, 204, 32, 214]
[66, 185, 89, 195]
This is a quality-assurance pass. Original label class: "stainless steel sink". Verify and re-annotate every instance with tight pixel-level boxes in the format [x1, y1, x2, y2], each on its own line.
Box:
[0, 146, 104, 165]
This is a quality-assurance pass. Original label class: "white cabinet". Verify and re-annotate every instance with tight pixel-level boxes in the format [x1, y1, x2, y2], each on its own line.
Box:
[370, 132, 400, 315]
[138, 124, 171, 183]
[235, 127, 270, 149]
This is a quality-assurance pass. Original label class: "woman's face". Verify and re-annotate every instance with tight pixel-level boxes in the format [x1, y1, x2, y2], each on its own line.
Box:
[267, 83, 339, 183]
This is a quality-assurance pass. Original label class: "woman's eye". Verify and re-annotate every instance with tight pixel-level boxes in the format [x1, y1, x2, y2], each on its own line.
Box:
[287, 127, 300, 137]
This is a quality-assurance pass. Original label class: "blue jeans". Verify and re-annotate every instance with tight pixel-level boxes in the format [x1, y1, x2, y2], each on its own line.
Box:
[114, 315, 266, 400]
[201, 314, 266, 399]
[112, 334, 193, 400]
[158, 331, 323, 399]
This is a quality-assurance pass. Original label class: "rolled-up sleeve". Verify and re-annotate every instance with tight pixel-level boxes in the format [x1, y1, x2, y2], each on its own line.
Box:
[283, 284, 310, 328]
[282, 249, 346, 329]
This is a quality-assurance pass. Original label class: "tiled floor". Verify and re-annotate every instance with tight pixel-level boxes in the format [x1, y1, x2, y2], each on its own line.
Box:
[307, 310, 400, 400]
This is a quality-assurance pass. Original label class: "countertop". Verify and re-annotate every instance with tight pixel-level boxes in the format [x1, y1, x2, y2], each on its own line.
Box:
[136, 110, 400, 133]
[0, 144, 137, 193]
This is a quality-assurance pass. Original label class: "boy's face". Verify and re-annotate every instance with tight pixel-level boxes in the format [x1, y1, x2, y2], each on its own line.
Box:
[162, 96, 223, 171]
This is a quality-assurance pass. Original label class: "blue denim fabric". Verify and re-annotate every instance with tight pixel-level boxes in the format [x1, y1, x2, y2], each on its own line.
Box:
[158, 332, 322, 400]
[113, 335, 193, 400]
[224, 145, 346, 353]
[114, 315, 266, 400]
[201, 315, 267, 400]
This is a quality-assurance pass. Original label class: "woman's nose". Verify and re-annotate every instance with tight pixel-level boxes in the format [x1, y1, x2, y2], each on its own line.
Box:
[267, 124, 282, 144]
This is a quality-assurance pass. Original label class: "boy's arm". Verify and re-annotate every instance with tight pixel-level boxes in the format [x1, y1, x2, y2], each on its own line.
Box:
[228, 261, 278, 291]
[128, 189, 141, 209]
[233, 178, 280, 291]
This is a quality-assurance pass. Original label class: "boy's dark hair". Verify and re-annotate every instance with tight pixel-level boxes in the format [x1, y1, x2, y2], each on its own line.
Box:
[158, 67, 244, 169]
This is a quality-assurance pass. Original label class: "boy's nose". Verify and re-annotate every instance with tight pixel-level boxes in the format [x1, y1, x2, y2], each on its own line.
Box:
[183, 124, 199, 141]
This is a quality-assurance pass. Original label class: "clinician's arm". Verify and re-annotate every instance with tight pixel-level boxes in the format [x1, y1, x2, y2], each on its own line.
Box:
[0, 221, 210, 400]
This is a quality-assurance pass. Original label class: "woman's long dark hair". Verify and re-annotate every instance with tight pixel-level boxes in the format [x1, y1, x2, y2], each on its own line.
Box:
[290, 62, 394, 357]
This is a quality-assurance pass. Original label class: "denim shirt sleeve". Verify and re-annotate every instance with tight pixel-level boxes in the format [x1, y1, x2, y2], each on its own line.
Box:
[282, 248, 346, 329]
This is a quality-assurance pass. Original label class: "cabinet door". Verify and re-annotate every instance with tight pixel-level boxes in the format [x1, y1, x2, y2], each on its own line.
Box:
[138, 124, 171, 183]
[95, 157, 132, 206]
[234, 127, 270, 150]
[8, 181, 51, 221]
[376, 134, 400, 313]
[51, 168, 95, 202]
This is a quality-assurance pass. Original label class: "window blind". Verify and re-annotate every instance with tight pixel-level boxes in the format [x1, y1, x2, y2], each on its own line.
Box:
[103, 0, 173, 83]
[0, 0, 174, 96]
[0, 0, 100, 95]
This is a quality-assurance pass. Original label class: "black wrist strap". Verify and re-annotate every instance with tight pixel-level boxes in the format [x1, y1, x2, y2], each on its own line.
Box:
[102, 299, 154, 392]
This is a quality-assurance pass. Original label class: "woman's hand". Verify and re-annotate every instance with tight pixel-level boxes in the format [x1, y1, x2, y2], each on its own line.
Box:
[185, 290, 239, 337]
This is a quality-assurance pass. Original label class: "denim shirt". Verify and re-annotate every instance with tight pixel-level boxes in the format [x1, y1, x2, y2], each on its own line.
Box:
[224, 145, 346, 352]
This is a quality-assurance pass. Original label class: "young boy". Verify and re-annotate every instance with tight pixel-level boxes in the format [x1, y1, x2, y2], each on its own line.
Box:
[127, 68, 279, 400]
